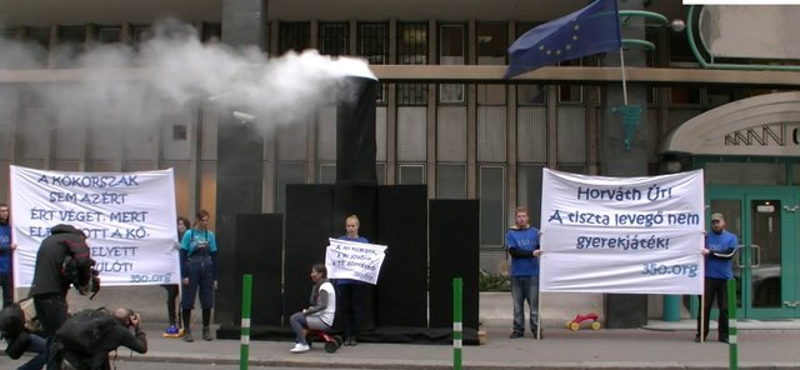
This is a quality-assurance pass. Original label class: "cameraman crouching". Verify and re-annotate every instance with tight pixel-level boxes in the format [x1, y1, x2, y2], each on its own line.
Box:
[51, 308, 147, 370]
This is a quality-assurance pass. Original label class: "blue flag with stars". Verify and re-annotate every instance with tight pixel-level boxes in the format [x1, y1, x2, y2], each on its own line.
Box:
[505, 0, 621, 78]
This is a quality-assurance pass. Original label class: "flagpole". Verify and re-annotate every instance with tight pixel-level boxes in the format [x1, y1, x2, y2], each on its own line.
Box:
[619, 47, 629, 106]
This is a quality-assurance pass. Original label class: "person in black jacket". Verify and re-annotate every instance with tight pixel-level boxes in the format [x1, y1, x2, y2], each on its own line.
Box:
[54, 307, 147, 370]
[30, 224, 97, 370]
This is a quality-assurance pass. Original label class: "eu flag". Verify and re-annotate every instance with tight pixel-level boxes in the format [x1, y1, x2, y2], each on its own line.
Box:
[505, 0, 621, 78]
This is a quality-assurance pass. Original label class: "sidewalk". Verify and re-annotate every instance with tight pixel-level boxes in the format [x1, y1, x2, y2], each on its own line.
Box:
[111, 320, 800, 369]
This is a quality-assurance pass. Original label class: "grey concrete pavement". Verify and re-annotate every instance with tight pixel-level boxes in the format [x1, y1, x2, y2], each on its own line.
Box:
[7, 290, 800, 369]
[5, 320, 800, 369]
[103, 321, 800, 369]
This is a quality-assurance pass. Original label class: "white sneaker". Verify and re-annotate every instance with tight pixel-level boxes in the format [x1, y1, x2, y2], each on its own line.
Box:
[290, 343, 310, 353]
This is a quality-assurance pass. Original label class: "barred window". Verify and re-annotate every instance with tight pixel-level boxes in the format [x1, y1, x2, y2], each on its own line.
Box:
[358, 22, 389, 105]
[358, 22, 387, 64]
[279, 22, 310, 55]
[439, 24, 465, 104]
[319, 22, 349, 56]
[516, 22, 546, 105]
[397, 22, 428, 106]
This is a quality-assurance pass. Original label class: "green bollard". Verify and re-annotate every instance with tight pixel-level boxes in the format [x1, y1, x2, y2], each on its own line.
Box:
[453, 278, 463, 370]
[727, 279, 738, 370]
[240, 274, 253, 370]
[662, 295, 681, 322]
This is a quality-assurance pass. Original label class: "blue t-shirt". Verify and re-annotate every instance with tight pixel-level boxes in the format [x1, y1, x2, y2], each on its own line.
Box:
[181, 228, 218, 257]
[337, 235, 368, 285]
[0, 223, 11, 274]
[506, 226, 540, 277]
[705, 229, 738, 280]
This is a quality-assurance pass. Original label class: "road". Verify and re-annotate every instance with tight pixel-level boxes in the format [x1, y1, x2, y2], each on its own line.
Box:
[0, 357, 396, 370]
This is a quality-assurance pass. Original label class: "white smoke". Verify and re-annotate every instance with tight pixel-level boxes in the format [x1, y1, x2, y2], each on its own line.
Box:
[0, 19, 376, 135]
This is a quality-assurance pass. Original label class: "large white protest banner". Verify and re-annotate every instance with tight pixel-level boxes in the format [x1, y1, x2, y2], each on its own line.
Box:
[10, 166, 180, 287]
[540, 168, 705, 295]
[325, 238, 387, 285]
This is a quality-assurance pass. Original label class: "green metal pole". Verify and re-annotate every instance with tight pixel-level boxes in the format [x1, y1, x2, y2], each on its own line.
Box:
[240, 274, 253, 370]
[453, 278, 463, 370]
[727, 279, 738, 370]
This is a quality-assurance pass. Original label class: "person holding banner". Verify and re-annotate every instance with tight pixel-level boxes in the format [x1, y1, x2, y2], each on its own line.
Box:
[336, 214, 368, 347]
[696, 212, 738, 343]
[0, 203, 16, 308]
[288, 263, 336, 353]
[506, 206, 542, 339]
[180, 210, 218, 343]
[162, 216, 190, 338]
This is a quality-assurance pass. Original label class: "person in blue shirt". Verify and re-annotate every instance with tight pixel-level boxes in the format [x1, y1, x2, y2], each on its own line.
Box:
[0, 203, 16, 309]
[337, 214, 368, 346]
[696, 212, 738, 343]
[180, 210, 218, 343]
[506, 206, 541, 339]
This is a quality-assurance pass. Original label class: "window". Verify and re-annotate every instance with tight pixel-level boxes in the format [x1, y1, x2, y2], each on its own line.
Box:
[517, 164, 544, 228]
[3, 28, 17, 39]
[479, 166, 505, 247]
[477, 22, 506, 65]
[132, 25, 154, 44]
[670, 87, 702, 105]
[201, 22, 222, 43]
[515, 22, 546, 105]
[358, 22, 388, 105]
[558, 60, 583, 103]
[96, 26, 122, 44]
[25, 27, 51, 49]
[477, 22, 507, 105]
[319, 163, 336, 184]
[437, 164, 466, 199]
[376, 163, 387, 185]
[439, 24, 465, 104]
[399, 164, 425, 184]
[319, 22, 349, 56]
[55, 26, 85, 68]
[276, 163, 306, 213]
[397, 22, 428, 106]
[279, 22, 310, 54]
[358, 22, 387, 64]
[172, 125, 187, 141]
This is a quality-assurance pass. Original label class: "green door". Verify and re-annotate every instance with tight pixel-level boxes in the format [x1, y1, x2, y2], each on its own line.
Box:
[706, 186, 799, 319]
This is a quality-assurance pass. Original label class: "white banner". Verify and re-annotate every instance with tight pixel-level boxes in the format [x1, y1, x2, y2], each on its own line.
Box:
[540, 168, 705, 295]
[325, 238, 387, 285]
[10, 166, 180, 287]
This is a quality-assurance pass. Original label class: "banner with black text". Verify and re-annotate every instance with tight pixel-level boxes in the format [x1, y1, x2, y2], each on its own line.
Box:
[540, 168, 705, 295]
[325, 238, 387, 285]
[11, 166, 180, 287]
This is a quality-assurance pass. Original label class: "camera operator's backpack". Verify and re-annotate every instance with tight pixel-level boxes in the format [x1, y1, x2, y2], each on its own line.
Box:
[54, 308, 118, 355]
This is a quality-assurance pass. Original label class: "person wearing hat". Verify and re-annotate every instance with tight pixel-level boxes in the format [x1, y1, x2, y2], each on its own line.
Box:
[695, 212, 738, 343]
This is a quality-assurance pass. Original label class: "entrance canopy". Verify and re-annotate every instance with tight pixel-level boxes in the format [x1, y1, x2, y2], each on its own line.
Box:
[662, 92, 800, 156]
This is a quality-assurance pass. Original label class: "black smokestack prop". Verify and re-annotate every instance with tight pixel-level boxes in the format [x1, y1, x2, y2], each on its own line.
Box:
[336, 76, 378, 185]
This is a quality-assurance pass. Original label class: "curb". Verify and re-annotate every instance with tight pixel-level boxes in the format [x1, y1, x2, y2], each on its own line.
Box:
[121, 353, 800, 370]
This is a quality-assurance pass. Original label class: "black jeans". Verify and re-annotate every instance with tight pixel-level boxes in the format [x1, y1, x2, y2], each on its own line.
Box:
[697, 278, 729, 340]
[0, 272, 12, 308]
[163, 284, 180, 326]
[34, 293, 69, 370]
[337, 283, 366, 338]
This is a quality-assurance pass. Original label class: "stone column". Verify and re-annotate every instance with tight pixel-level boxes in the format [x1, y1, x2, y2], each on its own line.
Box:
[602, 0, 650, 328]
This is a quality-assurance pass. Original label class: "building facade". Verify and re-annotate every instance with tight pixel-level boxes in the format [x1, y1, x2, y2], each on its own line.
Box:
[2, 0, 799, 323]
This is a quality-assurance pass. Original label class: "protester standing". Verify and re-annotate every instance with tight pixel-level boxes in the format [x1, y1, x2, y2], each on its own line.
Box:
[506, 206, 542, 339]
[180, 210, 218, 342]
[696, 212, 738, 343]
